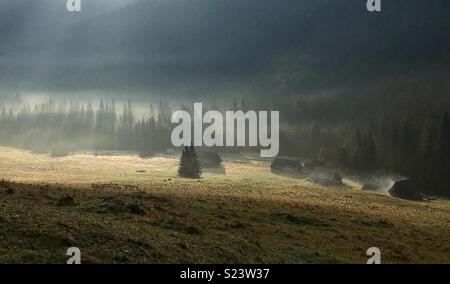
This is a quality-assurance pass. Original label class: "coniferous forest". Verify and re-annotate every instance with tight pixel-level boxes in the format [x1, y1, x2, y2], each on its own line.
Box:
[0, 98, 172, 156]
[1, 91, 449, 197]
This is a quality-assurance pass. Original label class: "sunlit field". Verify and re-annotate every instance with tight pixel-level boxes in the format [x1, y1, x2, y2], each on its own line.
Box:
[1, 147, 450, 264]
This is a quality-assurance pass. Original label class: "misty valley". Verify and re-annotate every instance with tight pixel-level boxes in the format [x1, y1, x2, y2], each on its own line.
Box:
[0, 0, 449, 266]
[1, 94, 448, 200]
[0, 91, 449, 264]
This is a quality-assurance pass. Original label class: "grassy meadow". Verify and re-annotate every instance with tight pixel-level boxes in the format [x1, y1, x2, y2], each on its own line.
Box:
[0, 147, 449, 264]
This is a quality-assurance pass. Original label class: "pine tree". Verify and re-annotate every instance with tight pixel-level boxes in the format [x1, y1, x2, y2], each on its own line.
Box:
[352, 128, 377, 171]
[232, 97, 239, 112]
[438, 112, 450, 158]
[335, 147, 350, 169]
[436, 112, 450, 196]
[364, 132, 377, 171]
[352, 127, 364, 170]
[189, 146, 202, 178]
[178, 146, 202, 179]
[420, 125, 438, 193]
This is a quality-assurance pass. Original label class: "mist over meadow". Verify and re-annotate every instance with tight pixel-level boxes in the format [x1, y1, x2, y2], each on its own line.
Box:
[0, 0, 449, 196]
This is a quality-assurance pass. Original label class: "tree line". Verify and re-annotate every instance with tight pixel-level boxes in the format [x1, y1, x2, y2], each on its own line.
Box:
[0, 94, 448, 196]
[0, 98, 172, 156]
[276, 93, 450, 197]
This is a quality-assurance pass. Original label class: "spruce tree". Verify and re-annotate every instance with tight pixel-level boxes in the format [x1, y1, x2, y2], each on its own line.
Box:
[335, 147, 350, 169]
[189, 145, 202, 178]
[178, 146, 202, 179]
[364, 132, 377, 171]
[437, 112, 450, 196]
[352, 128, 377, 171]
[178, 146, 189, 177]
[352, 127, 364, 170]
[438, 112, 450, 158]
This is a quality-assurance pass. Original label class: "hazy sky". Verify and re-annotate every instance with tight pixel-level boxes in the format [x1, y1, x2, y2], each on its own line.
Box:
[0, 0, 448, 99]
[0, 0, 309, 96]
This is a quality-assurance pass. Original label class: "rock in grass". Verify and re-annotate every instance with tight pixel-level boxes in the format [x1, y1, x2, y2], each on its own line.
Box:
[0, 180, 14, 194]
[185, 226, 201, 235]
[56, 196, 75, 207]
[126, 201, 145, 215]
[389, 179, 421, 200]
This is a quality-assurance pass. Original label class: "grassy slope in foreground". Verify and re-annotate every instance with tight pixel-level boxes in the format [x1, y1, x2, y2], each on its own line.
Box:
[0, 147, 449, 264]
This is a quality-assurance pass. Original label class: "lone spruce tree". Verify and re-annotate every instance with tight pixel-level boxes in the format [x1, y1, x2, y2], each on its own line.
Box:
[178, 146, 202, 179]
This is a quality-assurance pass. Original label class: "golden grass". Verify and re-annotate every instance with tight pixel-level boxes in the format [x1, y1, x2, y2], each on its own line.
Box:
[0, 147, 449, 264]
